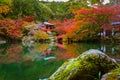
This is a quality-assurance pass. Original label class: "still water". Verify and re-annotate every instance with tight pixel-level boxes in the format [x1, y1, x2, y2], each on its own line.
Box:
[0, 42, 120, 80]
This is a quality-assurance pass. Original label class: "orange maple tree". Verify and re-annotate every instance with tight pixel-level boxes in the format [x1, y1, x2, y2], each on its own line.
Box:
[0, 19, 25, 40]
[63, 4, 120, 41]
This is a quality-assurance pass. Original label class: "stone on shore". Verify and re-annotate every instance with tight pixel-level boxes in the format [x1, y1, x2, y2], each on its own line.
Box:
[49, 49, 119, 80]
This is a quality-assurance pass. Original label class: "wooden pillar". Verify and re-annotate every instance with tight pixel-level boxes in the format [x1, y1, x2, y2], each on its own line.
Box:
[103, 30, 106, 37]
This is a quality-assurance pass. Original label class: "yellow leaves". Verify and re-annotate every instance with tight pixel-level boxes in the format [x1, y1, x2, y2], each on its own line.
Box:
[23, 22, 36, 31]
[0, 5, 10, 14]
[26, 25, 36, 31]
[33, 30, 50, 40]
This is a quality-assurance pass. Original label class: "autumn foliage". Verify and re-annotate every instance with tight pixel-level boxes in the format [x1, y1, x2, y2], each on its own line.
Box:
[24, 16, 35, 22]
[0, 5, 10, 14]
[62, 4, 120, 41]
[0, 17, 35, 40]
[33, 30, 50, 40]
[0, 19, 23, 39]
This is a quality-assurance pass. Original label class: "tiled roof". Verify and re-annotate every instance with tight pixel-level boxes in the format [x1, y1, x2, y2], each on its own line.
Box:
[43, 22, 54, 26]
[111, 21, 120, 25]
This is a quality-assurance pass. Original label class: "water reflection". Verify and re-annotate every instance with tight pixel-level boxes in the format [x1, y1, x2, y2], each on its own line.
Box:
[0, 42, 120, 80]
[2, 42, 119, 63]
[0, 44, 23, 64]
[23, 43, 51, 61]
[63, 43, 120, 60]
[0, 42, 63, 80]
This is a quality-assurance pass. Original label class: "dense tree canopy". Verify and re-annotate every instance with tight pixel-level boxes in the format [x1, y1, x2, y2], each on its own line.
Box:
[61, 4, 120, 42]
[11, 0, 53, 21]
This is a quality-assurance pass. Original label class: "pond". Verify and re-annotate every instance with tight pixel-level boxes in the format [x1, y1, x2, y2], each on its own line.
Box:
[0, 42, 120, 80]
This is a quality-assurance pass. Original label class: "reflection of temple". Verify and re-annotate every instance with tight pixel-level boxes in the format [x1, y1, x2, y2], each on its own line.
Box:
[23, 43, 56, 61]
[100, 45, 115, 54]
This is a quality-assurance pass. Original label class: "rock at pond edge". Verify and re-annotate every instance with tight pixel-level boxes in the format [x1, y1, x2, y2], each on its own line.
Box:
[49, 49, 119, 80]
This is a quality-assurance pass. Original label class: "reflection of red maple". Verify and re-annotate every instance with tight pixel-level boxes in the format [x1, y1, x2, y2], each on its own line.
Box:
[0, 44, 23, 64]
[7, 44, 22, 55]
[56, 51, 78, 61]
[55, 48, 78, 61]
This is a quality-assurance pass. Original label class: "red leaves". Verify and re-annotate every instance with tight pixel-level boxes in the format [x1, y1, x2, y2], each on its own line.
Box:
[7, 29, 23, 39]
[92, 7, 113, 15]
[73, 4, 120, 31]
[7, 19, 24, 39]
[52, 19, 74, 35]
[82, 18, 97, 24]
[0, 19, 25, 39]
[101, 25, 113, 30]
[24, 16, 35, 22]
[73, 8, 93, 15]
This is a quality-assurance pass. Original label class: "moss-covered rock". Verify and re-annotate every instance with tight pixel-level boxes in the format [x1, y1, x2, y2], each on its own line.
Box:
[49, 49, 119, 80]
[105, 67, 120, 80]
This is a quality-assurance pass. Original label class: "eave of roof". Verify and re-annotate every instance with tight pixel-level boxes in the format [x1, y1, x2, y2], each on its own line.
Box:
[111, 21, 120, 25]
[43, 22, 54, 26]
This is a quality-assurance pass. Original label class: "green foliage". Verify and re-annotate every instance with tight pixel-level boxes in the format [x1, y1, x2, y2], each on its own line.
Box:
[47, 2, 67, 20]
[0, 0, 12, 6]
[38, 2, 53, 21]
[66, 0, 88, 13]
[11, 0, 53, 21]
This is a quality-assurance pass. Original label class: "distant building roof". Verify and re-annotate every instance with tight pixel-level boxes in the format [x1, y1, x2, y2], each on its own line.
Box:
[111, 21, 120, 25]
[43, 22, 54, 26]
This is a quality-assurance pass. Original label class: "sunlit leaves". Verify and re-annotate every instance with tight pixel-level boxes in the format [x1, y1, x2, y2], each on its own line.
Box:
[33, 30, 50, 40]
[0, 5, 10, 14]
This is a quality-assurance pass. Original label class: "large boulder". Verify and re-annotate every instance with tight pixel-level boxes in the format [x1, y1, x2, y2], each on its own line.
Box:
[49, 49, 119, 80]
[102, 67, 120, 80]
